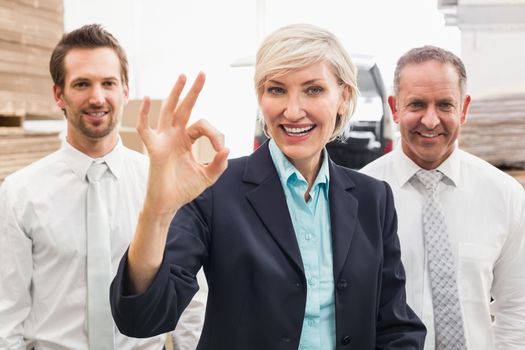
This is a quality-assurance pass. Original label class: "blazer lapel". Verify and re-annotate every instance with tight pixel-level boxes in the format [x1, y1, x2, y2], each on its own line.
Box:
[243, 143, 304, 275]
[328, 161, 358, 280]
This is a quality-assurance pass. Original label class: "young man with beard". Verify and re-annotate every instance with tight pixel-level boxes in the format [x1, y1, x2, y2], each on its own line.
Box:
[0, 24, 204, 350]
[361, 46, 525, 349]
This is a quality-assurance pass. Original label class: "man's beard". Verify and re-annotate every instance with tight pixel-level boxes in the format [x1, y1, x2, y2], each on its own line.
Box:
[76, 114, 116, 139]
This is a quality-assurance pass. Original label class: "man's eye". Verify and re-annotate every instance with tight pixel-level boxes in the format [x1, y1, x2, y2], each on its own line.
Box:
[103, 81, 117, 87]
[306, 86, 323, 95]
[74, 82, 88, 89]
[439, 102, 453, 110]
[267, 86, 285, 95]
[408, 102, 423, 109]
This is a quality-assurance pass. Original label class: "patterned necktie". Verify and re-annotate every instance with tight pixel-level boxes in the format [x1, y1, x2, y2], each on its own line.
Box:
[416, 169, 467, 350]
[86, 160, 115, 349]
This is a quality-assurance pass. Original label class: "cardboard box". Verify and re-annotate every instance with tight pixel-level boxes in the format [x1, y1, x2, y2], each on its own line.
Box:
[0, 131, 60, 155]
[0, 0, 64, 50]
[119, 126, 145, 154]
[121, 99, 217, 163]
[460, 93, 525, 168]
[0, 72, 53, 95]
[13, 0, 63, 14]
[0, 90, 62, 119]
[0, 0, 63, 120]
[122, 99, 162, 128]
[0, 129, 61, 183]
[193, 136, 216, 164]
[0, 40, 52, 76]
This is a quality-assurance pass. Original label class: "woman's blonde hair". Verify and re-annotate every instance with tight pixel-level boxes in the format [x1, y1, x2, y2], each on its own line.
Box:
[254, 23, 358, 140]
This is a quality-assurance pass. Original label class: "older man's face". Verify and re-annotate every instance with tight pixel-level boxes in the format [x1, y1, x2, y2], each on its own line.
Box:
[390, 60, 471, 170]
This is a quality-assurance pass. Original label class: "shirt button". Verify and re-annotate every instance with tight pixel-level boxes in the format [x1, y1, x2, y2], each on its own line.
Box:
[305, 233, 311, 241]
[307, 278, 316, 286]
[341, 335, 352, 345]
[307, 318, 315, 326]
[337, 279, 348, 290]
[280, 336, 291, 343]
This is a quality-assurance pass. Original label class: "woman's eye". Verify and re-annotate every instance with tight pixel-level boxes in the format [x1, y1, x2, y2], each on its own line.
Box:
[267, 86, 285, 95]
[306, 86, 323, 95]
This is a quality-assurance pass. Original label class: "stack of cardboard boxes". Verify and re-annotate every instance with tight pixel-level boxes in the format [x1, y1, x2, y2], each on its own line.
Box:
[0, 0, 63, 183]
[0, 0, 63, 119]
[460, 92, 525, 188]
[0, 127, 61, 182]
[460, 93, 525, 168]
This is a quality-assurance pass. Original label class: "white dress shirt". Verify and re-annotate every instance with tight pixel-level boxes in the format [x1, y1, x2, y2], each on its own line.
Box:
[171, 269, 207, 350]
[361, 146, 525, 350]
[0, 140, 205, 350]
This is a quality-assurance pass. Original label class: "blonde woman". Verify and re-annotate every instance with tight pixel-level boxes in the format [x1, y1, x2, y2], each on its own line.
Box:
[110, 24, 425, 349]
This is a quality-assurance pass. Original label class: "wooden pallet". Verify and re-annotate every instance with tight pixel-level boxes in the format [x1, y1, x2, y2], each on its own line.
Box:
[0, 115, 24, 127]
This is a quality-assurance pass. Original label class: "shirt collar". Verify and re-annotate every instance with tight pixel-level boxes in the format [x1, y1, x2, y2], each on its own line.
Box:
[61, 138, 126, 181]
[268, 139, 330, 196]
[393, 142, 460, 188]
[392, 145, 421, 187]
[435, 147, 460, 187]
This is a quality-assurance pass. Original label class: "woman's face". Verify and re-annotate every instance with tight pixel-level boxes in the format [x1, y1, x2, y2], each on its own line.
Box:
[259, 60, 348, 172]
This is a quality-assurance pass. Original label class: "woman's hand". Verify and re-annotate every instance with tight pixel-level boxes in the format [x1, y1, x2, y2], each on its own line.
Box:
[127, 73, 228, 294]
[137, 73, 229, 217]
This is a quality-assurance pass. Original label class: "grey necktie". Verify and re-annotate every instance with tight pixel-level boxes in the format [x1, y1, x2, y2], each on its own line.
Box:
[86, 160, 115, 349]
[416, 169, 467, 350]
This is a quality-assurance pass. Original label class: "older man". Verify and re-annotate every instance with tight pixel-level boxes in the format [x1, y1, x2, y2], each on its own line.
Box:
[361, 46, 525, 349]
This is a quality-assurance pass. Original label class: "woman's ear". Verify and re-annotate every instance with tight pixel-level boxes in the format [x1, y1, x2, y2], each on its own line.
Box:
[338, 85, 351, 116]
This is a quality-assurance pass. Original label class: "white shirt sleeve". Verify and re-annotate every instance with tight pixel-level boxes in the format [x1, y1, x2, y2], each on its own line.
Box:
[0, 181, 33, 350]
[170, 269, 207, 350]
[491, 186, 525, 348]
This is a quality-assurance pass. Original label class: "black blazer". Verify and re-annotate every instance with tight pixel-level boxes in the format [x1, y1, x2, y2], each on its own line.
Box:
[110, 142, 425, 349]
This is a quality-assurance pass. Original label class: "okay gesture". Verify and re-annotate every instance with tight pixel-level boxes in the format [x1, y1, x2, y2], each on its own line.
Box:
[137, 73, 229, 217]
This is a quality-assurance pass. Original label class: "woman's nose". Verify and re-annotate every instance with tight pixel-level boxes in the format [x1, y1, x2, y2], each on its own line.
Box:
[283, 94, 306, 120]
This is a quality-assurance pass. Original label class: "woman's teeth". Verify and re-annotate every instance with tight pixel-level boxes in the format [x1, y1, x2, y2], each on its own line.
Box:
[283, 125, 315, 136]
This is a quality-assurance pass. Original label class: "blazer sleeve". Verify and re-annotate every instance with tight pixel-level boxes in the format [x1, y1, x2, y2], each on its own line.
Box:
[375, 181, 427, 349]
[110, 188, 212, 338]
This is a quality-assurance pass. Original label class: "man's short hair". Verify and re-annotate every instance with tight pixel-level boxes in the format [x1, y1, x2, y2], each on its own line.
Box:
[393, 45, 467, 98]
[49, 24, 129, 90]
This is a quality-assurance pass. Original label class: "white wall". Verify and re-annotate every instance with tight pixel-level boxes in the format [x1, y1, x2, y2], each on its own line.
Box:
[448, 0, 525, 96]
[461, 0, 525, 5]
[462, 29, 525, 97]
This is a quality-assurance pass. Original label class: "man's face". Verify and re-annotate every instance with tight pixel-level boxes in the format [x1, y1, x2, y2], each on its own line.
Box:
[390, 60, 470, 170]
[53, 47, 129, 144]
